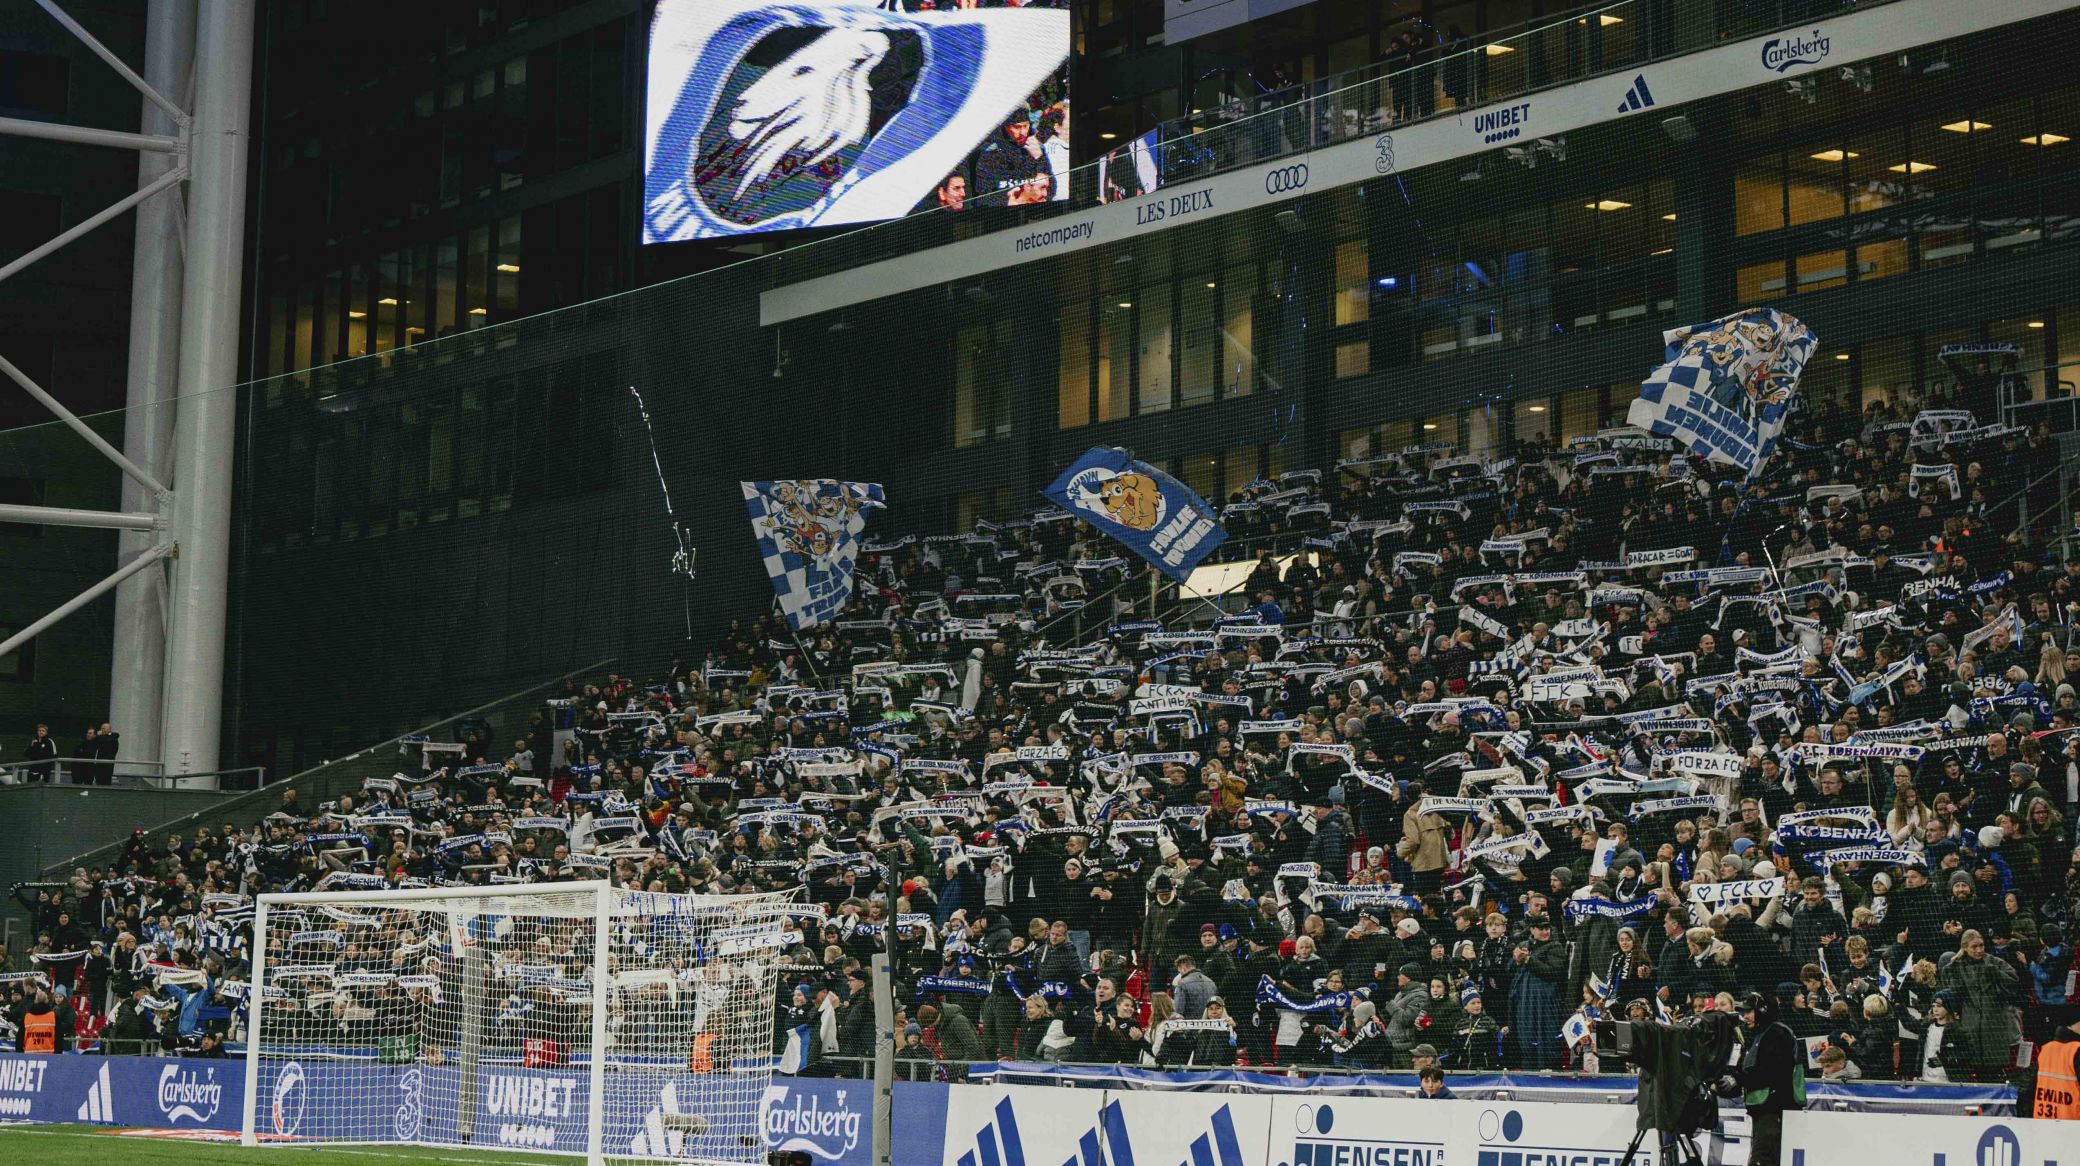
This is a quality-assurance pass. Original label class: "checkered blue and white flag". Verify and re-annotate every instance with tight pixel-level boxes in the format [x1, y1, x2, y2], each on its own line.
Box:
[743, 479, 885, 632]
[1626, 307, 1817, 480]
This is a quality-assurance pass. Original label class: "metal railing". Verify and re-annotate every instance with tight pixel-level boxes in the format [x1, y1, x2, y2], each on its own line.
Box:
[29, 658, 613, 884]
[759, 0, 1909, 292]
[0, 757, 266, 790]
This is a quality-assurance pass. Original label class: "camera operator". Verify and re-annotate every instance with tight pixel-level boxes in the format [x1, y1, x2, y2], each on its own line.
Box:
[1722, 991, 1804, 1166]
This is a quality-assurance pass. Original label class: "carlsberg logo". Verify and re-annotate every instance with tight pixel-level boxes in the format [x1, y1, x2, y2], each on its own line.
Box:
[1760, 29, 1830, 72]
[761, 1085, 863, 1158]
[159, 1064, 223, 1124]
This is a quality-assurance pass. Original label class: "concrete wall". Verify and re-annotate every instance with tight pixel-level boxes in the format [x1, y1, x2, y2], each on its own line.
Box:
[0, 783, 238, 918]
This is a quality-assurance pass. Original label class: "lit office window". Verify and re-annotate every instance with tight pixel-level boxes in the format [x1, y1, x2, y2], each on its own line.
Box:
[1179, 278, 1218, 407]
[1058, 302, 1092, 429]
[493, 218, 520, 321]
[1138, 283, 1174, 415]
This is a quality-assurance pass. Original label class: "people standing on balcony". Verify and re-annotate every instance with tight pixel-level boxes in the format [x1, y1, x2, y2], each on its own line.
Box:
[20, 723, 56, 778]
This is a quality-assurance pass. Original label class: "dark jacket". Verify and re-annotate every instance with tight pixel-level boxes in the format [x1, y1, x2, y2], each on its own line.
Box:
[1735, 1019, 1805, 1114]
[931, 1003, 986, 1067]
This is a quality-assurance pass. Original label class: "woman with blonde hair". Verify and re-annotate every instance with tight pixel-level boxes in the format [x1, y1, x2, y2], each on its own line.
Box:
[1143, 991, 1178, 1065]
[1888, 782, 1928, 852]
[2035, 640, 2067, 688]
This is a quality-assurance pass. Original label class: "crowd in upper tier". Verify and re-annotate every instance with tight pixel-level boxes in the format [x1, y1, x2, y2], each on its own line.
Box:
[12, 379, 2079, 1089]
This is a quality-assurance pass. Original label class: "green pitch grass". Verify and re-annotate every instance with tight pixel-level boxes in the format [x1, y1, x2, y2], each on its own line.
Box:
[0, 1125, 578, 1166]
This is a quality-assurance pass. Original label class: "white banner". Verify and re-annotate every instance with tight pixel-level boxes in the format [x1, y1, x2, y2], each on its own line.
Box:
[1784, 1110, 2075, 1166]
[1266, 1095, 1447, 1166]
[1689, 877, 1783, 906]
[940, 1086, 1274, 1166]
[1669, 750, 1742, 779]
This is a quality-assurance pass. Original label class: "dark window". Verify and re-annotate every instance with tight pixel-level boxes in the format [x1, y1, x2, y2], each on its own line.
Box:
[0, 190, 62, 254]
[0, 477, 44, 539]
[0, 623, 31, 682]
[0, 51, 69, 118]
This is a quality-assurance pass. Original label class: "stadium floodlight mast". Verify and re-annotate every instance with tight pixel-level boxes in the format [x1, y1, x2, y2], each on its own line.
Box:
[241, 881, 797, 1166]
[0, 0, 254, 783]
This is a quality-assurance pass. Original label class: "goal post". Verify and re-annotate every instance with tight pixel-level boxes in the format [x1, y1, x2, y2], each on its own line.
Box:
[240, 881, 799, 1166]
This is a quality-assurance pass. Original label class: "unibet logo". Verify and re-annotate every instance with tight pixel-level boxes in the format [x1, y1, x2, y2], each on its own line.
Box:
[486, 1074, 579, 1117]
[497, 1123, 559, 1148]
[0, 1059, 47, 1093]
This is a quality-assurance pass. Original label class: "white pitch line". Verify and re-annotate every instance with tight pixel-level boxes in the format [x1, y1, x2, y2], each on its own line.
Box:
[0, 1127, 571, 1166]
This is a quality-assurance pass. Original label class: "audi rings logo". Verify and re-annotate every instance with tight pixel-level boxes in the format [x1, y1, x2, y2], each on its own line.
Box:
[1264, 164, 1309, 195]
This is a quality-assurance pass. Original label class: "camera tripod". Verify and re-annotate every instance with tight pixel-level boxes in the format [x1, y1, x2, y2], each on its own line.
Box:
[1616, 1125, 1708, 1166]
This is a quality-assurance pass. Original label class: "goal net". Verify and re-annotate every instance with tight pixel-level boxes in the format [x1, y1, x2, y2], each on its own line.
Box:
[241, 882, 798, 1165]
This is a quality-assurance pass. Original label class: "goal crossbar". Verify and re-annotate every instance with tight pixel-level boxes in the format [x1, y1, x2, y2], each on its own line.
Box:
[240, 881, 791, 1166]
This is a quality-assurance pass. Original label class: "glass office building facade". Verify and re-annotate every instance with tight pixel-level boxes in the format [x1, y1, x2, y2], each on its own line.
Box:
[74, 0, 2080, 772]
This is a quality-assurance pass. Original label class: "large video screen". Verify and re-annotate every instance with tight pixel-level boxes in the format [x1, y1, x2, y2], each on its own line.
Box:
[643, 1, 1071, 244]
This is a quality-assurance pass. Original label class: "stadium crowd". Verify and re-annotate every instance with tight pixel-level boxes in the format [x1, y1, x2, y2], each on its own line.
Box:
[7, 385, 2079, 1092]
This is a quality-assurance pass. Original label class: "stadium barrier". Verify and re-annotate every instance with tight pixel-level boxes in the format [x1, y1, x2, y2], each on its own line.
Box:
[0, 1052, 2061, 1164]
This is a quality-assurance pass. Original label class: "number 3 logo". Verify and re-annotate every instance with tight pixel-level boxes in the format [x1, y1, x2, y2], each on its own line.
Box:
[1374, 134, 1396, 174]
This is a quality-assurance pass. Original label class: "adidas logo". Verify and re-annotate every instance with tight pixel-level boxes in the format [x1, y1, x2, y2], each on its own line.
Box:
[77, 1064, 114, 1123]
[1616, 74, 1656, 113]
[956, 1095, 1246, 1166]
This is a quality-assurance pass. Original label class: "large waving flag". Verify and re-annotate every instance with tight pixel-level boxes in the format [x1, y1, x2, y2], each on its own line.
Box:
[1626, 307, 1817, 480]
[743, 479, 885, 631]
[1043, 447, 1227, 581]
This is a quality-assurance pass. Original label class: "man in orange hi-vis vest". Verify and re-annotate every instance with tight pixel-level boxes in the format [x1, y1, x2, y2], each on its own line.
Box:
[13, 989, 64, 1054]
[2034, 1018, 2080, 1121]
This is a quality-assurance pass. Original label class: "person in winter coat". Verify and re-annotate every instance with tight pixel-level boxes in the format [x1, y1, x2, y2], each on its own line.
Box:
[1917, 991, 1976, 1082]
[1143, 872, 1190, 978]
[1721, 890, 1792, 989]
[838, 975, 877, 1063]
[1937, 929, 2022, 1077]
[1786, 877, 1848, 970]
[1843, 993, 1900, 1080]
[1033, 920, 1086, 988]
[1420, 976, 1462, 1047]
[1449, 993, 1503, 1070]
[1475, 912, 1518, 1010]
[1511, 915, 1569, 1069]
[919, 1002, 985, 1080]
[1349, 996, 1405, 1069]
[1606, 927, 1657, 1004]
[101, 984, 158, 1053]
[1887, 865, 1945, 954]
[1397, 785, 1451, 896]
[1306, 798, 1353, 871]
[1381, 962, 1433, 1066]
[1728, 991, 1804, 1166]
[2028, 924, 2071, 1025]
[1894, 958, 1940, 1071]
[1167, 995, 1240, 1067]
[1655, 909, 1695, 1005]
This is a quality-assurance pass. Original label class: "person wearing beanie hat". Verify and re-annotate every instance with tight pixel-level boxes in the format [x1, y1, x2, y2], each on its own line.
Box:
[2006, 761, 2048, 819]
[1919, 989, 1972, 1082]
[1383, 960, 1433, 1066]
